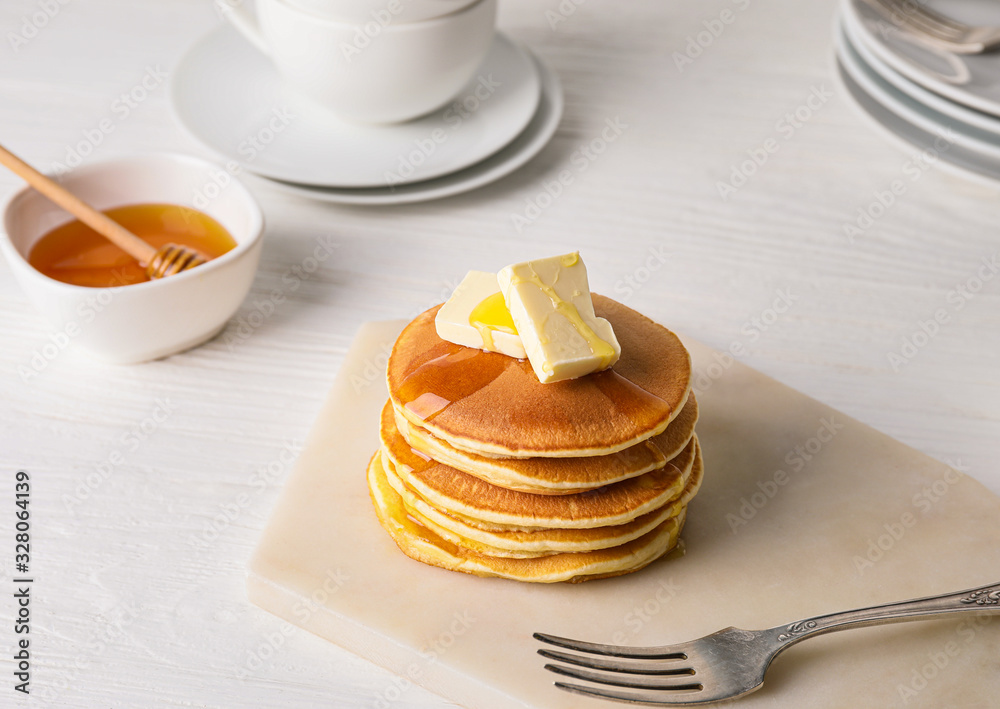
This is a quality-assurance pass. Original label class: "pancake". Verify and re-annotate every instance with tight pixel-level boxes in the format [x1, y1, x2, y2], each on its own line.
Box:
[386, 295, 692, 458]
[368, 451, 687, 583]
[381, 407, 699, 529]
[384, 446, 704, 556]
[391, 394, 699, 494]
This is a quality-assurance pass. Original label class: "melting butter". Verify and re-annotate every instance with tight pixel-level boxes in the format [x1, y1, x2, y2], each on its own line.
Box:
[469, 291, 518, 353]
[434, 271, 526, 358]
[498, 252, 620, 383]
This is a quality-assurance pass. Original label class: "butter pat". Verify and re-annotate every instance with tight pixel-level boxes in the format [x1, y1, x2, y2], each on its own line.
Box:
[435, 271, 526, 359]
[498, 253, 620, 383]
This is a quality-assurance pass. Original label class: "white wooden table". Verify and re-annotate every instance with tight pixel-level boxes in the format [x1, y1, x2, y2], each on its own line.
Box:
[1, 0, 997, 706]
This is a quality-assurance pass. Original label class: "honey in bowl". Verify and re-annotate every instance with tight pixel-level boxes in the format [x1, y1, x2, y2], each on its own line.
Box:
[28, 203, 237, 288]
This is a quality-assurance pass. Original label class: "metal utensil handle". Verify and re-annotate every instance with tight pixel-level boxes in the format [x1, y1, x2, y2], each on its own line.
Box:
[769, 582, 1000, 646]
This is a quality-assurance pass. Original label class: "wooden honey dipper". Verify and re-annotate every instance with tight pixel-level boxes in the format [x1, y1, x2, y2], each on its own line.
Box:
[0, 143, 206, 279]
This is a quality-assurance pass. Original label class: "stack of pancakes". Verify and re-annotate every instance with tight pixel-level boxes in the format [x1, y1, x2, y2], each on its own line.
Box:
[367, 295, 703, 583]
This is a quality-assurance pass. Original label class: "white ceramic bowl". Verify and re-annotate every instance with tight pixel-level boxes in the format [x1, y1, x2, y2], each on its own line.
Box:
[287, 0, 481, 24]
[0, 153, 264, 364]
[227, 0, 497, 124]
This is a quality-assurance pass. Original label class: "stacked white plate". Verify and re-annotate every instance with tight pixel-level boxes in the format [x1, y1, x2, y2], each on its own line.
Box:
[170, 27, 562, 205]
[837, 0, 1000, 184]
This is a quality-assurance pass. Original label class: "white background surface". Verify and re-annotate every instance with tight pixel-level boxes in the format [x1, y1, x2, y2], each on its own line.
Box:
[0, 0, 997, 707]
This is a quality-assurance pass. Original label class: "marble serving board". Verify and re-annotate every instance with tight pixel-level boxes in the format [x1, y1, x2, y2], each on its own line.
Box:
[247, 320, 1000, 709]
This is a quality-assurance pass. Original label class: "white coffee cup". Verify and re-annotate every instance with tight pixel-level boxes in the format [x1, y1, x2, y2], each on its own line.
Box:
[286, 0, 482, 25]
[225, 0, 497, 124]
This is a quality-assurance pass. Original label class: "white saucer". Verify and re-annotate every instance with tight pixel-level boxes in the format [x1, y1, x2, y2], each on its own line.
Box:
[837, 23, 1000, 162]
[170, 26, 541, 188]
[253, 51, 563, 205]
[835, 29, 1000, 186]
[843, 0, 1000, 117]
[842, 5, 1000, 138]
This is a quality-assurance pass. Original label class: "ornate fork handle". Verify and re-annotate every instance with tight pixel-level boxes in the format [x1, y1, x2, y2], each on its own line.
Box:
[768, 582, 1000, 646]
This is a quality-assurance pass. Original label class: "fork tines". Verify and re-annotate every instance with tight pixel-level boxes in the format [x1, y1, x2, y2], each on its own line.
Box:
[533, 632, 686, 659]
[538, 648, 693, 677]
[535, 632, 704, 703]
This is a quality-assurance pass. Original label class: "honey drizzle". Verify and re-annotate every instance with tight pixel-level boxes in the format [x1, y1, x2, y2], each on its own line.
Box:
[27, 203, 236, 287]
[382, 407, 436, 477]
[376, 453, 464, 557]
[394, 308, 672, 440]
[396, 339, 508, 423]
[590, 368, 670, 426]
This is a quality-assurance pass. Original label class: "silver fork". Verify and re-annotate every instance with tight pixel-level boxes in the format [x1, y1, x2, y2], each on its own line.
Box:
[861, 0, 1000, 54]
[535, 581, 1000, 706]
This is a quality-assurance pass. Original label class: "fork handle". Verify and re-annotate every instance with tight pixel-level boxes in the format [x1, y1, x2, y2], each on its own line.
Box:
[767, 581, 1000, 647]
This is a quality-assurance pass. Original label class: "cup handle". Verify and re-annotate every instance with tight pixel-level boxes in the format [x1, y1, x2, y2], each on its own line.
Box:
[221, 1, 271, 57]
